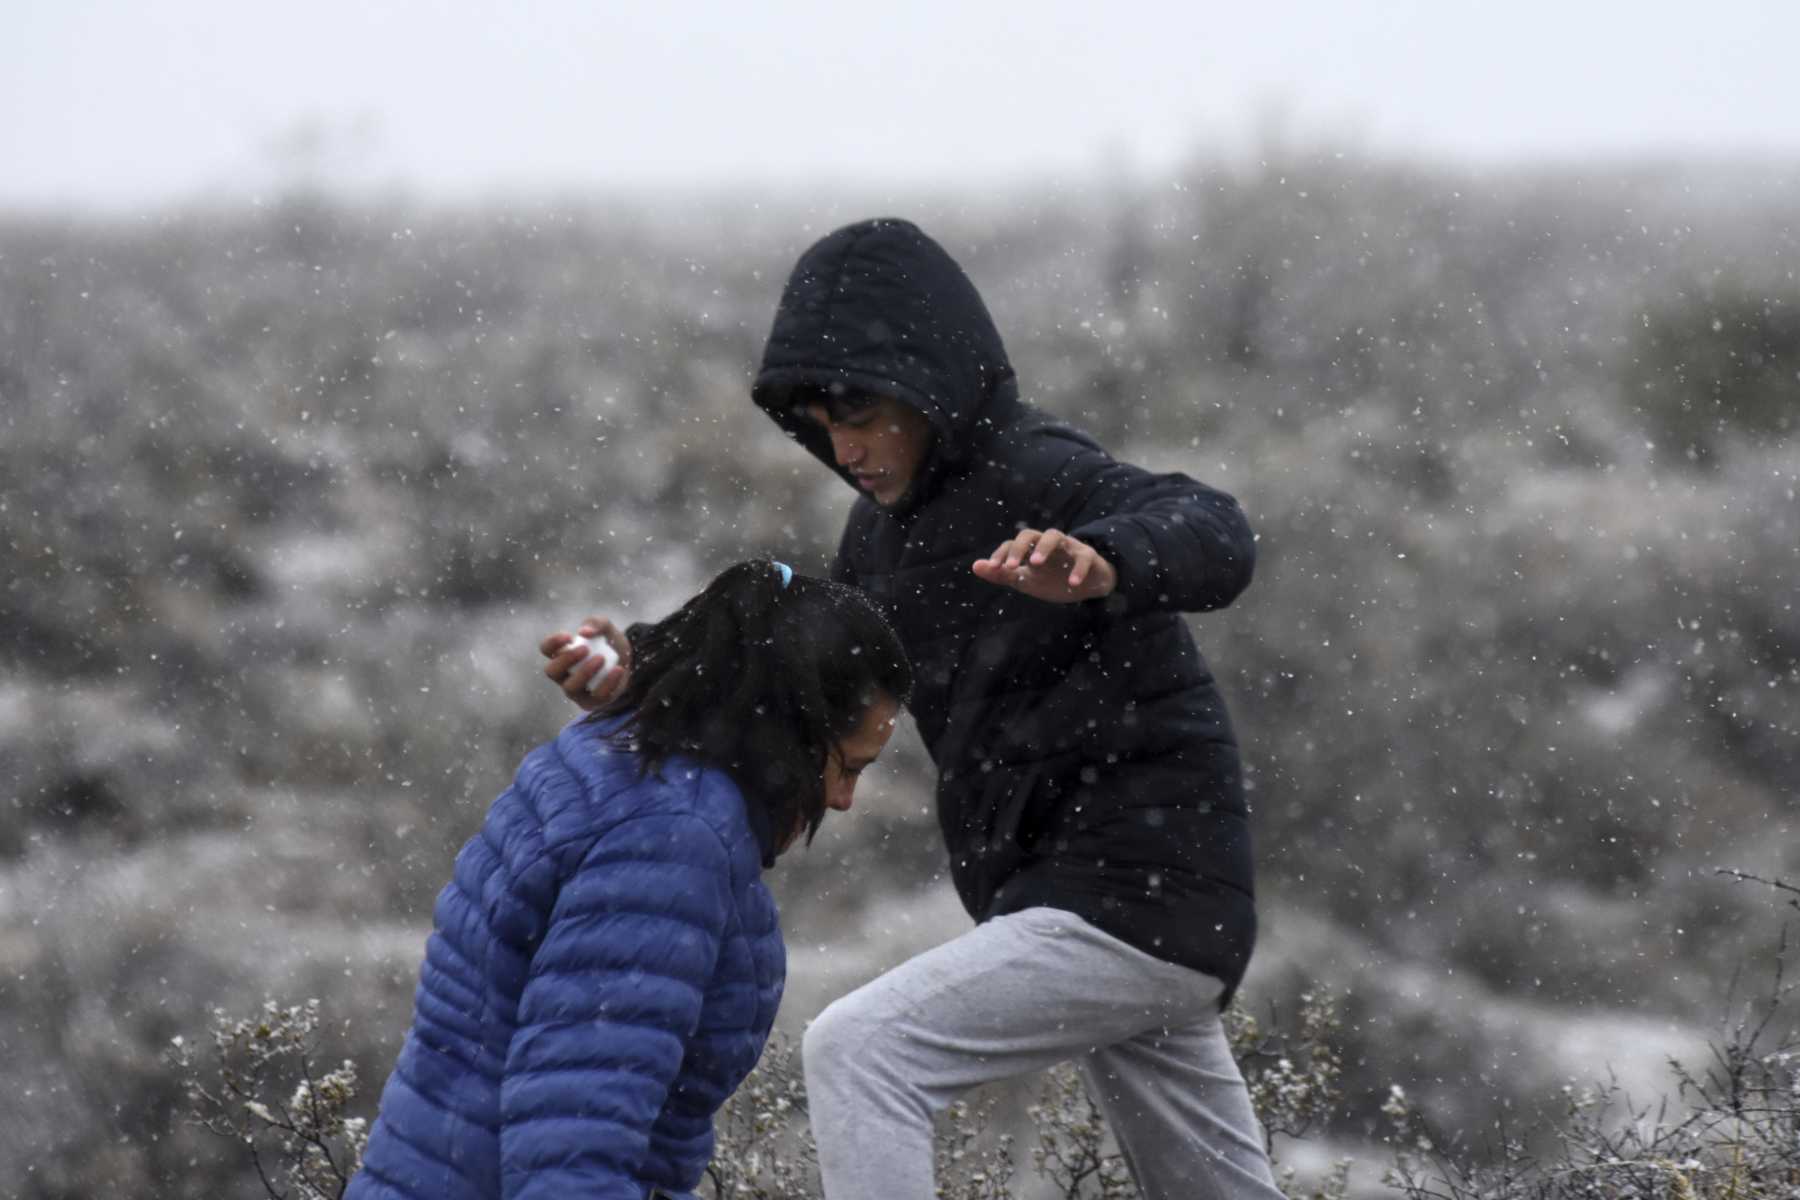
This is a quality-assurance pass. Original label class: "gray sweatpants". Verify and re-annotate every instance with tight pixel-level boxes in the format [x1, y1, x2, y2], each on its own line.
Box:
[802, 906, 1283, 1200]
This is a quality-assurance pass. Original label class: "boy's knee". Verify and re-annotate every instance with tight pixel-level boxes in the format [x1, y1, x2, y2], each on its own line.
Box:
[806, 983, 919, 1099]
[802, 992, 865, 1085]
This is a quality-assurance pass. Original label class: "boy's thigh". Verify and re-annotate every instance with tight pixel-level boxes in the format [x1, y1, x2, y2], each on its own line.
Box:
[1081, 1008, 1247, 1102]
[815, 906, 1219, 1087]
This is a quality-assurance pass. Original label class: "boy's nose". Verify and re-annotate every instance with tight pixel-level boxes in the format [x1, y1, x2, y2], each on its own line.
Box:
[831, 434, 863, 466]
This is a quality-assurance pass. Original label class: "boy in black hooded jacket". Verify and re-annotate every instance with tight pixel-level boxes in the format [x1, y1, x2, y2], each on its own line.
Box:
[545, 219, 1280, 1200]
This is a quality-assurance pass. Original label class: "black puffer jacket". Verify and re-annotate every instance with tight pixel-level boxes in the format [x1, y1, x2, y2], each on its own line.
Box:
[754, 218, 1259, 998]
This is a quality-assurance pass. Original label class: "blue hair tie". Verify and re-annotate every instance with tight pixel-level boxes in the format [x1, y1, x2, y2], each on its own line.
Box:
[774, 561, 794, 589]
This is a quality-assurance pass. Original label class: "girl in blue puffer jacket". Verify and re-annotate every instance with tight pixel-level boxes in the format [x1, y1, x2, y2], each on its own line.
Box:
[347, 560, 911, 1200]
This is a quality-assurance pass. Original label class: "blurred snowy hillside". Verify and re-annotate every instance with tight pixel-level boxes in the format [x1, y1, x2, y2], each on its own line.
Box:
[2, 156, 1797, 1195]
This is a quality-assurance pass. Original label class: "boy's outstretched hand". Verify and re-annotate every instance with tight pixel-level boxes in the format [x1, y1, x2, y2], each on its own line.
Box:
[972, 528, 1118, 604]
[540, 618, 632, 712]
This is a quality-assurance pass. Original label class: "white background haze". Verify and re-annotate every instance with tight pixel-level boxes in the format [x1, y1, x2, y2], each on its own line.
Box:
[4, 0, 1798, 210]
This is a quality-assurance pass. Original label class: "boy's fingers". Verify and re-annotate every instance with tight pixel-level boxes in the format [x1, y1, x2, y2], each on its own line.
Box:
[1005, 528, 1042, 568]
[970, 556, 1028, 593]
[1030, 529, 1065, 566]
[973, 536, 1113, 603]
[972, 559, 1023, 591]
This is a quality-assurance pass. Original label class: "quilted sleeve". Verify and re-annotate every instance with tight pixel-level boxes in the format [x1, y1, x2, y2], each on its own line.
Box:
[498, 811, 734, 1200]
[1052, 443, 1257, 616]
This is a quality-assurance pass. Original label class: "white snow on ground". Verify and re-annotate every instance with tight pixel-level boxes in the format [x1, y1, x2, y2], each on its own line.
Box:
[1253, 901, 1714, 1108]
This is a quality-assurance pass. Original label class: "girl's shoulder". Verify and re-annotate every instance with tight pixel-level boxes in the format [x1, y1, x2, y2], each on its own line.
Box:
[540, 716, 759, 863]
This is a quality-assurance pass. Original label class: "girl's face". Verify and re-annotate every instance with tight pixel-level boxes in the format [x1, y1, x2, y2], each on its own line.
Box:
[821, 694, 901, 815]
[780, 693, 902, 852]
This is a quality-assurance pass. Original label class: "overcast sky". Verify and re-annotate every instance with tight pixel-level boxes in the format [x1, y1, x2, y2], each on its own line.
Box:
[4, 0, 1797, 211]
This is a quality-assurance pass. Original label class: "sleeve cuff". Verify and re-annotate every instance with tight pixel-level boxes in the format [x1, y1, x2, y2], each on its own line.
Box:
[1074, 518, 1164, 616]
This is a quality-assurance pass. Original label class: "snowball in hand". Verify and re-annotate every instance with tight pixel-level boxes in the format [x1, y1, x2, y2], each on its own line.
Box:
[567, 634, 621, 690]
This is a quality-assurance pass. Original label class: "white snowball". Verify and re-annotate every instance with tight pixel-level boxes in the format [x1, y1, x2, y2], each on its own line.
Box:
[567, 634, 621, 690]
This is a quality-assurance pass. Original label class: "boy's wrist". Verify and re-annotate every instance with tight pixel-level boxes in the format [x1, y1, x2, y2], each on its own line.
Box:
[1072, 524, 1151, 613]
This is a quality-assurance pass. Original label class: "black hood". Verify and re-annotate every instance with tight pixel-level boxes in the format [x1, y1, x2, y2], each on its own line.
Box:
[752, 218, 1020, 507]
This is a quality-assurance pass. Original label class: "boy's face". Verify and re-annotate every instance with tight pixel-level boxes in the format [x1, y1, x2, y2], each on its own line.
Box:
[802, 395, 934, 507]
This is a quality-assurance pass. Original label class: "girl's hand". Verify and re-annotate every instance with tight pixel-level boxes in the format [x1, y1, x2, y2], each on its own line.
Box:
[540, 617, 632, 711]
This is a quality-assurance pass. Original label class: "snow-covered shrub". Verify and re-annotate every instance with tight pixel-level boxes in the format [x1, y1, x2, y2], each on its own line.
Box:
[175, 990, 1346, 1199]
[1384, 873, 1800, 1200]
[170, 999, 367, 1200]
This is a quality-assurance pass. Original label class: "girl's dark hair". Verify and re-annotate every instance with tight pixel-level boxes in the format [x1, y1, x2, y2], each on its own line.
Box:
[597, 560, 911, 854]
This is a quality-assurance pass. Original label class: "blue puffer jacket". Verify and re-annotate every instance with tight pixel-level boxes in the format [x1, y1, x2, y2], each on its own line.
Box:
[347, 714, 786, 1200]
